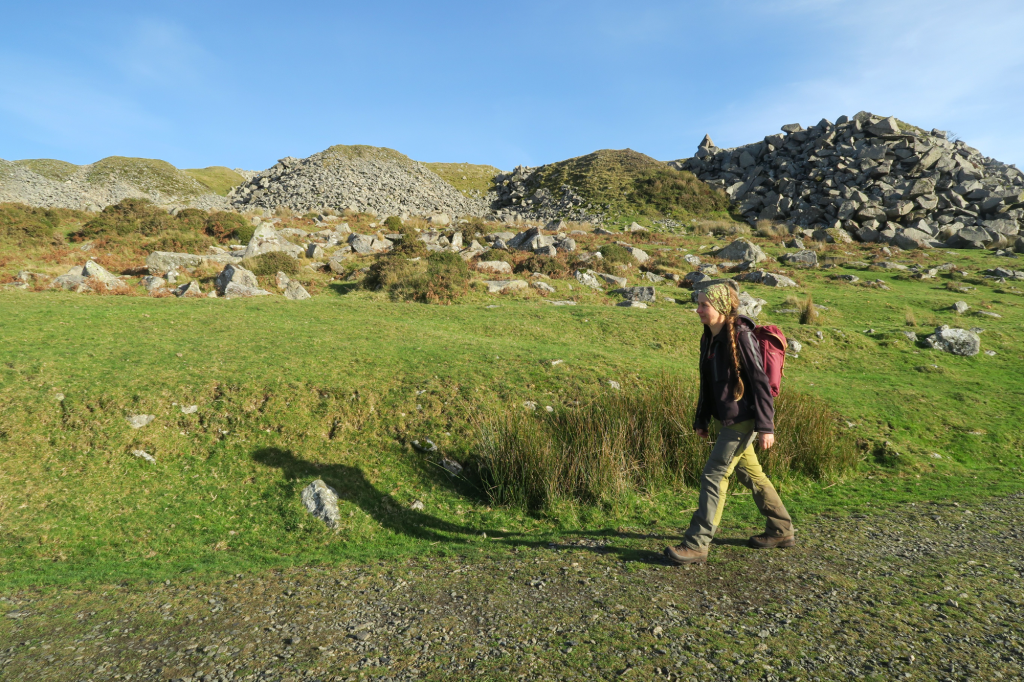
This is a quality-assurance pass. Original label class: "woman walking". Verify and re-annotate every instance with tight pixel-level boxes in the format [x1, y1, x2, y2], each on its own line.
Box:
[665, 283, 795, 565]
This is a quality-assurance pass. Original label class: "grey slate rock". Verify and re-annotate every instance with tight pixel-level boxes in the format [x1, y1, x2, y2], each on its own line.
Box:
[301, 480, 341, 529]
[923, 326, 981, 356]
[716, 238, 768, 264]
[284, 281, 311, 300]
[780, 250, 818, 267]
[215, 264, 259, 294]
[614, 286, 655, 303]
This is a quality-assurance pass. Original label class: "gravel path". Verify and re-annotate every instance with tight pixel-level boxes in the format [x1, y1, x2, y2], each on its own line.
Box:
[3, 494, 1022, 681]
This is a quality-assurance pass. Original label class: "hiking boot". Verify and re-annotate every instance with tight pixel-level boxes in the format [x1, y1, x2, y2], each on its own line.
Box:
[664, 544, 707, 565]
[748, 533, 796, 549]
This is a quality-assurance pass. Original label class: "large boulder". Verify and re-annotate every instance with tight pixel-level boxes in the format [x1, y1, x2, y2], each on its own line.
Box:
[284, 280, 311, 300]
[146, 251, 207, 274]
[735, 270, 798, 287]
[244, 224, 304, 259]
[625, 246, 650, 264]
[716, 238, 768, 264]
[574, 270, 603, 289]
[82, 260, 119, 287]
[737, 291, 767, 318]
[223, 282, 271, 298]
[614, 286, 655, 303]
[215, 264, 259, 295]
[893, 228, 934, 250]
[923, 326, 980, 356]
[477, 261, 513, 275]
[779, 250, 818, 267]
[484, 280, 528, 294]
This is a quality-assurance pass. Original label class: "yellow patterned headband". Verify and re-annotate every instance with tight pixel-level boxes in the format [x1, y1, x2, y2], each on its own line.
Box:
[703, 284, 733, 316]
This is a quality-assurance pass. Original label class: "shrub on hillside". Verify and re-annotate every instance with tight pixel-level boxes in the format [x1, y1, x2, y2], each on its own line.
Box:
[383, 216, 404, 231]
[75, 198, 172, 239]
[475, 376, 858, 510]
[233, 223, 256, 245]
[598, 243, 637, 266]
[174, 208, 208, 232]
[632, 168, 730, 217]
[146, 230, 216, 254]
[242, 251, 300, 276]
[479, 248, 512, 264]
[204, 211, 250, 243]
[388, 227, 429, 258]
[365, 250, 470, 304]
[515, 254, 567, 278]
[0, 203, 75, 246]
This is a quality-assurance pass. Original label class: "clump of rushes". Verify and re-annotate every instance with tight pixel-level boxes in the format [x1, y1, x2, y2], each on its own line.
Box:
[800, 293, 819, 325]
[474, 376, 857, 510]
[905, 307, 918, 326]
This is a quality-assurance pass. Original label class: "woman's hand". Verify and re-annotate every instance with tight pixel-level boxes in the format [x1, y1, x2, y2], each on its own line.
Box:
[759, 433, 775, 449]
[695, 428, 709, 439]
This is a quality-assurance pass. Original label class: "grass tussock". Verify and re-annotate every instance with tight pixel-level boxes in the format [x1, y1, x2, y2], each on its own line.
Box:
[692, 219, 750, 237]
[475, 377, 857, 510]
[799, 293, 819, 325]
[904, 307, 918, 327]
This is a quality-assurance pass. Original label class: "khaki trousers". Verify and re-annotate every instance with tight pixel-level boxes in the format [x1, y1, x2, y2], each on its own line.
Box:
[683, 419, 793, 550]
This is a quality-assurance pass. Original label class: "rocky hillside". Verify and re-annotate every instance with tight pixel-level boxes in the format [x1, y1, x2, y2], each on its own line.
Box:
[489, 149, 730, 225]
[0, 157, 233, 212]
[229, 145, 488, 218]
[676, 111, 1024, 249]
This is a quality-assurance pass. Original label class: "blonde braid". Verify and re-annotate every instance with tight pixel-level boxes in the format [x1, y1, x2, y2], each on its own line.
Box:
[724, 289, 745, 401]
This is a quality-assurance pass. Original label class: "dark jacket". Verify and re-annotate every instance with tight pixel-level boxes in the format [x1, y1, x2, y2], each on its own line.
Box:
[693, 315, 775, 434]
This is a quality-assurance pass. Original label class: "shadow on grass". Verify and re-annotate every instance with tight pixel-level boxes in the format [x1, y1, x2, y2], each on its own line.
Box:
[252, 446, 676, 565]
[327, 282, 361, 296]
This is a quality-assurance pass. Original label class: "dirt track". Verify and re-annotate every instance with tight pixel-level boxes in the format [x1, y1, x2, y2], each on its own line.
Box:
[3, 494, 1023, 681]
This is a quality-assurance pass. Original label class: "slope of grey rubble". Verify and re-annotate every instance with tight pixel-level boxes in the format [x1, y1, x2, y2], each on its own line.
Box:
[228, 146, 488, 218]
[675, 111, 1024, 251]
[0, 158, 230, 212]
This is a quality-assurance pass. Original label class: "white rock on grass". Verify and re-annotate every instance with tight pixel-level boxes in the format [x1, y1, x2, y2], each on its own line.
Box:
[131, 449, 156, 462]
[223, 282, 271, 298]
[484, 280, 528, 294]
[215, 264, 259, 295]
[476, 261, 513, 275]
[284, 280, 311, 300]
[532, 281, 556, 293]
[301, 479, 341, 529]
[441, 458, 464, 476]
[181, 405, 198, 414]
[127, 414, 155, 429]
[617, 301, 648, 308]
[276, 271, 291, 290]
[923, 325, 981, 356]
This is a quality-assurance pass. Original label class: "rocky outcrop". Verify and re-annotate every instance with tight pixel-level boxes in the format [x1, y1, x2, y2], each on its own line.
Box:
[229, 146, 486, 218]
[676, 112, 1024, 249]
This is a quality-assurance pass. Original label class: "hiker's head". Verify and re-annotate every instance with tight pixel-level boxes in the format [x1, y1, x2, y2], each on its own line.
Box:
[697, 284, 745, 400]
[696, 285, 738, 326]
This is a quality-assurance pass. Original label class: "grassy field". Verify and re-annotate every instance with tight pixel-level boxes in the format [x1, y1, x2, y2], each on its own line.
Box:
[423, 163, 503, 197]
[182, 167, 246, 196]
[2, 227, 1023, 591]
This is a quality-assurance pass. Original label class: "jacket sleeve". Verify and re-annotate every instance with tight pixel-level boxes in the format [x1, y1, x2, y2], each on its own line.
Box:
[737, 328, 775, 434]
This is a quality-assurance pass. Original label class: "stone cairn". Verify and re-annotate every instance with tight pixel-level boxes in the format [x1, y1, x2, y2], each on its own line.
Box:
[675, 111, 1024, 251]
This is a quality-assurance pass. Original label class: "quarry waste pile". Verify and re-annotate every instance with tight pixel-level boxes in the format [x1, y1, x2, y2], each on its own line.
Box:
[228, 145, 486, 219]
[676, 111, 1024, 250]
[0, 158, 232, 212]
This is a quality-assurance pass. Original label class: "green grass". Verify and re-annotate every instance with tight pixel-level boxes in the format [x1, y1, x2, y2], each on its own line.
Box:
[13, 159, 81, 182]
[1, 230, 1023, 589]
[423, 162, 502, 196]
[318, 144, 418, 169]
[182, 166, 246, 196]
[85, 157, 210, 198]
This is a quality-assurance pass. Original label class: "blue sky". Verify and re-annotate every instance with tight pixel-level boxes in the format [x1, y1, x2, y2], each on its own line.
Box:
[2, 0, 1023, 172]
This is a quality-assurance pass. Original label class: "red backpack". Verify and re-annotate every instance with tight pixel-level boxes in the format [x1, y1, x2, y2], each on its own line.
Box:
[752, 325, 787, 397]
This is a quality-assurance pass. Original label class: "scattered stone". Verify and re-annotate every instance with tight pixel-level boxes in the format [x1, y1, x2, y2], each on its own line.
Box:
[410, 500, 425, 511]
[215, 264, 259, 295]
[174, 281, 204, 298]
[532, 281, 556, 293]
[140, 275, 165, 292]
[412, 439, 437, 453]
[127, 414, 155, 429]
[275, 271, 291, 290]
[441, 458, 464, 476]
[301, 480, 341, 529]
[642, 271, 666, 283]
[780, 250, 818, 267]
[951, 301, 969, 314]
[734, 270, 798, 287]
[607, 380, 621, 390]
[617, 301, 648, 308]
[574, 270, 603, 289]
[181, 405, 198, 414]
[131, 450, 156, 462]
[223, 282, 271, 298]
